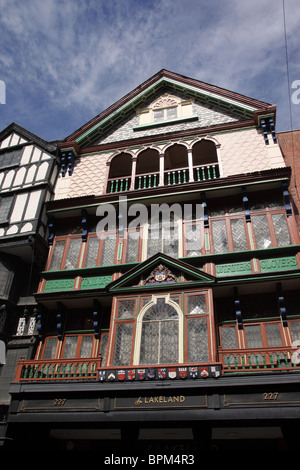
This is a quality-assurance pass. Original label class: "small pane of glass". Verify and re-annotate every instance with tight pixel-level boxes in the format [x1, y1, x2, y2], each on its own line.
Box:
[63, 336, 78, 358]
[212, 220, 228, 253]
[117, 300, 136, 319]
[100, 334, 108, 365]
[65, 238, 81, 270]
[185, 223, 201, 256]
[188, 295, 207, 314]
[85, 237, 100, 267]
[272, 214, 291, 246]
[245, 325, 263, 348]
[112, 323, 133, 366]
[49, 240, 65, 270]
[289, 321, 300, 342]
[153, 109, 164, 122]
[252, 215, 272, 249]
[166, 107, 177, 120]
[221, 327, 237, 349]
[265, 323, 283, 347]
[43, 337, 58, 359]
[231, 218, 248, 251]
[101, 234, 116, 265]
[126, 232, 139, 263]
[187, 317, 209, 362]
[0, 196, 13, 223]
[79, 336, 93, 358]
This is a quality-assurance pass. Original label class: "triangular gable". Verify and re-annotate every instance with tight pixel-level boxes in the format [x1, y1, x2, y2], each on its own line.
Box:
[0, 122, 57, 153]
[107, 252, 215, 293]
[62, 69, 275, 151]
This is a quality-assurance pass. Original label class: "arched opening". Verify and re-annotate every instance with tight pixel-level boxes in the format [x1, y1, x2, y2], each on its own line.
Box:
[164, 144, 188, 185]
[192, 140, 219, 181]
[135, 296, 184, 365]
[107, 152, 132, 193]
[135, 149, 160, 189]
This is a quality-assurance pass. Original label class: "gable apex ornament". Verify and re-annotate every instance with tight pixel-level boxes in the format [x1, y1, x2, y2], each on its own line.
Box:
[145, 264, 177, 285]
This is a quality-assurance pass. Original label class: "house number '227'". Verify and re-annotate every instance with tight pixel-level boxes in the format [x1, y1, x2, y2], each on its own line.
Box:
[54, 398, 67, 406]
[263, 392, 279, 400]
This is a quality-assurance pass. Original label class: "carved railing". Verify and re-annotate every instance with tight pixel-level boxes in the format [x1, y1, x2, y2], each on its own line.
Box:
[14, 357, 102, 382]
[107, 163, 220, 193]
[219, 346, 300, 372]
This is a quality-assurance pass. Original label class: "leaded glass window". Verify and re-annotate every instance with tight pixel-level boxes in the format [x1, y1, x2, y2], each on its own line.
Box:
[112, 323, 134, 366]
[187, 317, 209, 362]
[252, 215, 272, 249]
[63, 336, 78, 358]
[49, 240, 65, 270]
[101, 233, 116, 266]
[231, 218, 248, 251]
[139, 298, 179, 364]
[79, 336, 93, 357]
[117, 300, 136, 318]
[245, 325, 263, 348]
[85, 236, 100, 267]
[289, 321, 300, 342]
[65, 238, 81, 270]
[265, 323, 283, 347]
[147, 218, 179, 258]
[185, 222, 202, 256]
[272, 214, 291, 246]
[221, 326, 237, 349]
[212, 220, 228, 253]
[188, 295, 207, 314]
[126, 232, 139, 263]
[43, 337, 58, 359]
[100, 334, 108, 365]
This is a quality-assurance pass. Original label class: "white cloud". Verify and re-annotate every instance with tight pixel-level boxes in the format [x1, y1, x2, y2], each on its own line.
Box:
[1, 0, 300, 138]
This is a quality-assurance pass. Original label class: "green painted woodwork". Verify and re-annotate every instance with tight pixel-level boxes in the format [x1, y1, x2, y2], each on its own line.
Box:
[81, 275, 112, 289]
[259, 256, 298, 272]
[44, 278, 74, 292]
[215, 261, 252, 277]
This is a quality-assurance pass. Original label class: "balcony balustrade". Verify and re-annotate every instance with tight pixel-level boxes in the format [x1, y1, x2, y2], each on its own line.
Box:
[107, 162, 220, 193]
[220, 346, 300, 372]
[14, 357, 102, 382]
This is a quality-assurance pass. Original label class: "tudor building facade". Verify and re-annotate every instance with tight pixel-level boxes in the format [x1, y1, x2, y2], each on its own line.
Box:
[4, 70, 300, 451]
[0, 123, 58, 443]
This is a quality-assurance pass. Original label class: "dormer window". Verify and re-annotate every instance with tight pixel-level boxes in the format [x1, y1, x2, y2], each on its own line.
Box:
[136, 94, 196, 128]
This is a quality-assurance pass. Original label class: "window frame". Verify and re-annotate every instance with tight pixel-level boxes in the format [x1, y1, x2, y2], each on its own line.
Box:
[38, 333, 97, 360]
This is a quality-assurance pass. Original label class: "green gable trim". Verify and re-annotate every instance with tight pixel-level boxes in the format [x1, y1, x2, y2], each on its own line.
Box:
[133, 115, 198, 131]
[75, 77, 257, 146]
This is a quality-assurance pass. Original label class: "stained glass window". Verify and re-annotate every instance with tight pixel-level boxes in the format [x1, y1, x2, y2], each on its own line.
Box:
[139, 298, 179, 364]
[265, 323, 283, 347]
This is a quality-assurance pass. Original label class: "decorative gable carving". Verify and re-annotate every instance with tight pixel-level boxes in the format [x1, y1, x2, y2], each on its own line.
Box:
[144, 264, 177, 285]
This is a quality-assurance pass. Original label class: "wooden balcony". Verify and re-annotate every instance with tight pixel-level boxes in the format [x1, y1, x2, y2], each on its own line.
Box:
[219, 346, 300, 373]
[107, 162, 220, 193]
[14, 357, 102, 382]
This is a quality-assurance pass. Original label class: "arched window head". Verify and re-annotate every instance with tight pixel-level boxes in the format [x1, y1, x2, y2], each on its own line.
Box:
[134, 295, 183, 365]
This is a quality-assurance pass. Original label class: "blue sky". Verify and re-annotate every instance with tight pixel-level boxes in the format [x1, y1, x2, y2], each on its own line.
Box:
[0, 0, 300, 142]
